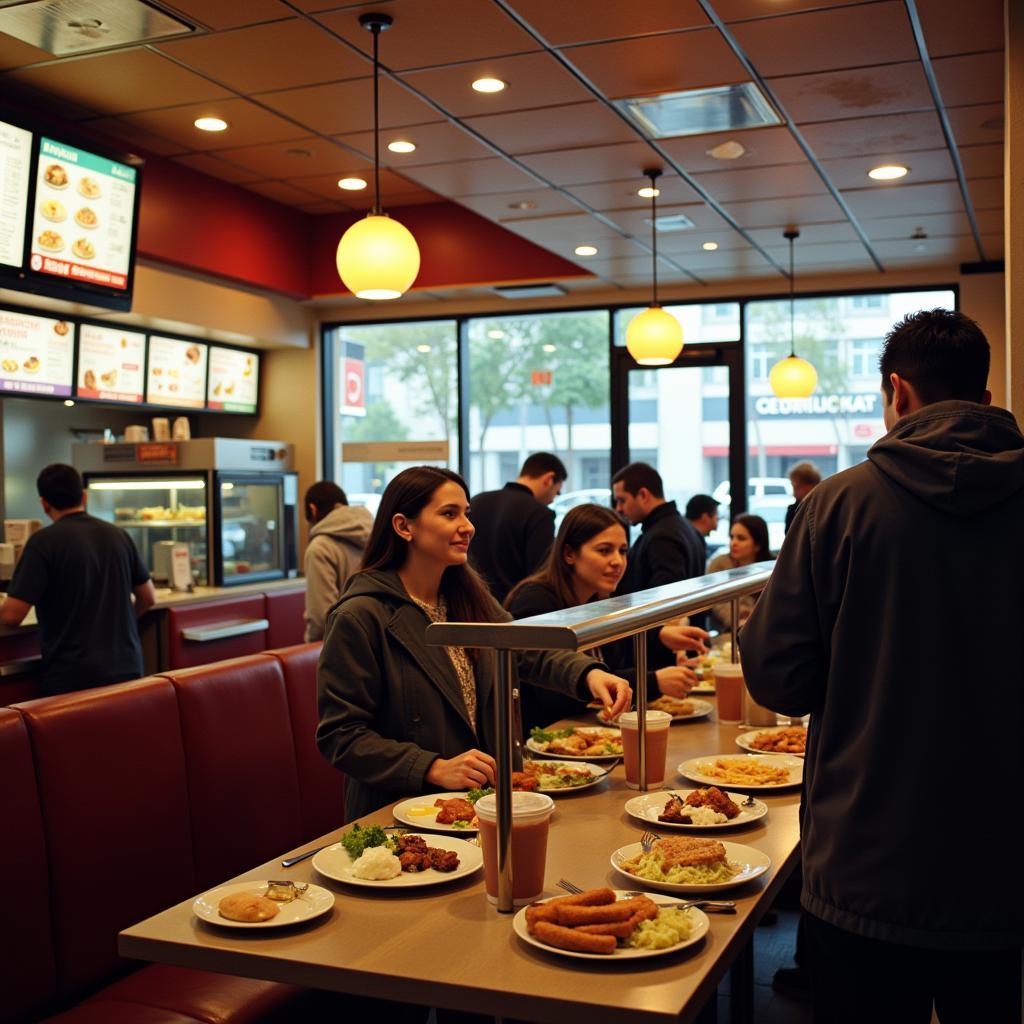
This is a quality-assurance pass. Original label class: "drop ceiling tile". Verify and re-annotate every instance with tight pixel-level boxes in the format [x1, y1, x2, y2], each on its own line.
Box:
[505, 0, 709, 46]
[933, 52, 1004, 108]
[762, 240, 877, 267]
[724, 193, 847, 227]
[966, 177, 1002, 210]
[500, 212, 627, 244]
[973, 208, 1005, 234]
[85, 116, 191, 156]
[800, 110, 945, 158]
[731, 2, 917, 79]
[746, 222, 861, 247]
[872, 236, 978, 262]
[819, 149, 956, 189]
[335, 121, 497, 166]
[317, 0, 540, 71]
[400, 52, 592, 118]
[258, 77, 438, 134]
[658, 126, 806, 174]
[455, 188, 582, 220]
[768, 62, 933, 123]
[566, 29, 749, 98]
[339, 188, 443, 211]
[463, 101, 638, 155]
[602, 201, 729, 233]
[299, 200, 354, 214]
[842, 180, 965, 219]
[568, 177, 701, 210]
[402, 157, 541, 196]
[714, 0, 869, 22]
[980, 232, 1004, 259]
[579, 255, 658, 275]
[862, 210, 971, 240]
[287, 0, 378, 10]
[944, 104, 1003, 147]
[958, 143, 1003, 180]
[172, 152, 265, 183]
[665, 247, 775, 272]
[211, 137, 372, 178]
[283, 168, 431, 203]
[692, 162, 826, 202]
[654, 228, 754, 254]
[0, 29, 53, 68]
[512, 232, 646, 263]
[160, 0, 294, 30]
[6, 49, 232, 115]
[915, 0, 1003, 58]
[245, 180, 323, 206]
[518, 141, 673, 187]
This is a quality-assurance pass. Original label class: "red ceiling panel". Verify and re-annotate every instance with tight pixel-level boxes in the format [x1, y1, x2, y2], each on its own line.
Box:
[505, 0, 709, 46]
[932, 52, 1004, 107]
[915, 0, 1003, 58]
[799, 110, 946, 158]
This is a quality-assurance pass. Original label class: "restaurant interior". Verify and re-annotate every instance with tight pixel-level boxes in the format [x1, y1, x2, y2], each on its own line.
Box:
[0, 0, 1018, 1022]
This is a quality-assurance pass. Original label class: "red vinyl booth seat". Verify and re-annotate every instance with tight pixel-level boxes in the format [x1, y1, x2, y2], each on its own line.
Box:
[263, 589, 306, 650]
[166, 596, 267, 670]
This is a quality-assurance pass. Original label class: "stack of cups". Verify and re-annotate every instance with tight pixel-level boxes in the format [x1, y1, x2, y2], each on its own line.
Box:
[620, 709, 673, 789]
[476, 791, 554, 906]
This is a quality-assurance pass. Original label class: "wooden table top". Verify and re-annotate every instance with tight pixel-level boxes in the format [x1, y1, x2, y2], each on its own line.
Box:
[119, 712, 802, 1024]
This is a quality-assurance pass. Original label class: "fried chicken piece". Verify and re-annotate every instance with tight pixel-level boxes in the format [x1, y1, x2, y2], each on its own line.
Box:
[656, 836, 727, 868]
[396, 834, 428, 851]
[428, 847, 460, 872]
[658, 794, 695, 824]
[398, 849, 431, 872]
[511, 771, 539, 791]
[433, 797, 475, 824]
[684, 786, 740, 819]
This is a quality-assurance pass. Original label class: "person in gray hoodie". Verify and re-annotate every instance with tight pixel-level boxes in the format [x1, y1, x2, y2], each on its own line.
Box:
[741, 309, 1023, 1022]
[303, 481, 374, 642]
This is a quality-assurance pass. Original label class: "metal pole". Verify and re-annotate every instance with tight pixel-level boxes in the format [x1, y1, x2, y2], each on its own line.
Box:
[730, 600, 739, 663]
[634, 630, 648, 790]
[495, 649, 515, 912]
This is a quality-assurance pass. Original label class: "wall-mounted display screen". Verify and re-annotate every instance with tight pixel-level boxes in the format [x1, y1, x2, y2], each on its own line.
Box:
[0, 119, 32, 270]
[207, 345, 259, 413]
[76, 323, 146, 403]
[0, 307, 74, 397]
[146, 335, 207, 408]
[28, 136, 137, 292]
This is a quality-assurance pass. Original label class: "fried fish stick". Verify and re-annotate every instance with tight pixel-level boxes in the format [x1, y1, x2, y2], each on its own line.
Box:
[576, 919, 637, 938]
[555, 902, 636, 926]
[533, 920, 617, 955]
[526, 888, 617, 932]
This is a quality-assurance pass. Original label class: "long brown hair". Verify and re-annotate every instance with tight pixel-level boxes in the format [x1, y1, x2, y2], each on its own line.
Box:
[505, 503, 628, 611]
[732, 513, 773, 563]
[360, 466, 497, 625]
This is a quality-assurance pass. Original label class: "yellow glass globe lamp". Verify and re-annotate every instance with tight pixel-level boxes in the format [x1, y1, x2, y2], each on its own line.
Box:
[769, 354, 818, 398]
[626, 305, 683, 366]
[336, 214, 420, 300]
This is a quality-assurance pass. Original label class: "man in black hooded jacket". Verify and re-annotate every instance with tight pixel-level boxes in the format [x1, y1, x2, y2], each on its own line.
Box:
[742, 309, 1023, 1023]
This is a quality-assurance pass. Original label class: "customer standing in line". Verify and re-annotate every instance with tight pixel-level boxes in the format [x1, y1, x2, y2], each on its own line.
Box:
[741, 310, 1023, 1022]
[467, 451, 566, 602]
[684, 493, 720, 566]
[611, 462, 706, 670]
[706, 513, 772, 630]
[505, 504, 708, 734]
[302, 480, 373, 642]
[0, 463, 155, 696]
[316, 466, 631, 822]
[783, 461, 822, 535]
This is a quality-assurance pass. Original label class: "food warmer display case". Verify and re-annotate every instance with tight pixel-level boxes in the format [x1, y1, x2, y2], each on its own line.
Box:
[73, 438, 298, 587]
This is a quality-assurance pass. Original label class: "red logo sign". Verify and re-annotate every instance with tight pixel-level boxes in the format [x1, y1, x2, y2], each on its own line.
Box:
[531, 370, 552, 386]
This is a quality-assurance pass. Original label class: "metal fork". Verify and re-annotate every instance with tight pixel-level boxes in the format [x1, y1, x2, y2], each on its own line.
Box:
[557, 879, 735, 913]
[640, 830, 658, 852]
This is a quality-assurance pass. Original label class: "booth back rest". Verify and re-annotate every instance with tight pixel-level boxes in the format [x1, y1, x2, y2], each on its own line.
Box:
[165, 595, 267, 670]
[16, 678, 196, 1001]
[0, 708, 57, 1019]
[266, 644, 344, 839]
[264, 589, 306, 650]
[162, 656, 304, 890]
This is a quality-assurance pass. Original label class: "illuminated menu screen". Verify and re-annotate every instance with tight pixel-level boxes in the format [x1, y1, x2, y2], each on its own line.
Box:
[0, 119, 31, 269]
[77, 323, 146, 403]
[29, 136, 137, 291]
[146, 335, 208, 408]
[207, 346, 259, 413]
[0, 307, 74, 396]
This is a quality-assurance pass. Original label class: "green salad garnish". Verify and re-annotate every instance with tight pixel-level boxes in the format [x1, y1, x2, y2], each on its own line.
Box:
[340, 823, 395, 860]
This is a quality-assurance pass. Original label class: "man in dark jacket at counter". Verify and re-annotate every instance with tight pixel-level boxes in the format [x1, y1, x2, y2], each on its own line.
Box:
[741, 309, 1023, 1022]
[0, 463, 156, 695]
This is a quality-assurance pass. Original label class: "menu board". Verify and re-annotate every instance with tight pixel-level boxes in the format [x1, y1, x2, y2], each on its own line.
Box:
[76, 323, 146, 403]
[0, 308, 74, 396]
[0, 119, 31, 269]
[146, 335, 208, 408]
[207, 346, 259, 413]
[28, 136, 137, 291]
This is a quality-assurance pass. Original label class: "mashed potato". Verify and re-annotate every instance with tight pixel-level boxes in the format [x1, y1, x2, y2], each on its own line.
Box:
[351, 845, 401, 880]
[628, 907, 696, 949]
[622, 850, 737, 885]
[681, 805, 728, 826]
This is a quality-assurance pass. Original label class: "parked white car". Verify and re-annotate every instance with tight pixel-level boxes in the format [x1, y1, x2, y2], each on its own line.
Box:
[347, 492, 381, 517]
[712, 477, 793, 507]
[550, 488, 612, 530]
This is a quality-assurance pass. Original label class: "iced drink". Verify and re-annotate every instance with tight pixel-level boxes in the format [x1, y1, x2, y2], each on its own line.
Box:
[713, 662, 744, 723]
[476, 791, 554, 906]
[620, 709, 672, 789]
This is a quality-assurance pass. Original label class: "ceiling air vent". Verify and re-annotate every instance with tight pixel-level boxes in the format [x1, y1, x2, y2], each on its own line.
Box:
[644, 213, 696, 233]
[491, 284, 568, 299]
[614, 83, 780, 140]
[0, 0, 193, 56]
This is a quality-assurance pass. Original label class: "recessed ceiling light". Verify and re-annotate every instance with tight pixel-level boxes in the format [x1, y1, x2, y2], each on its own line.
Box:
[388, 140, 416, 153]
[338, 177, 368, 190]
[542, 344, 557, 353]
[63, 399, 75, 407]
[574, 244, 599, 256]
[472, 77, 506, 93]
[702, 241, 719, 251]
[706, 140, 745, 161]
[194, 117, 228, 132]
[868, 164, 908, 181]
[913, 243, 928, 253]
[508, 200, 537, 210]
[637, 186, 660, 198]
[416, 344, 432, 353]
[487, 329, 505, 339]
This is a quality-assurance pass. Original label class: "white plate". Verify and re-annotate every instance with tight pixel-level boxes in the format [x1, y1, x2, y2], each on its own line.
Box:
[526, 727, 622, 761]
[611, 841, 771, 894]
[512, 890, 709, 960]
[523, 760, 610, 794]
[690, 684, 715, 695]
[678, 753, 804, 790]
[312, 833, 483, 888]
[597, 698, 714, 725]
[735, 727, 807, 757]
[392, 792, 480, 832]
[623, 790, 768, 830]
[193, 880, 335, 929]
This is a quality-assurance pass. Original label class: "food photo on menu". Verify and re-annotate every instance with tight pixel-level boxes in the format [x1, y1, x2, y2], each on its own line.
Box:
[146, 336, 207, 408]
[76, 324, 145, 402]
[207, 346, 258, 413]
[0, 308, 73, 396]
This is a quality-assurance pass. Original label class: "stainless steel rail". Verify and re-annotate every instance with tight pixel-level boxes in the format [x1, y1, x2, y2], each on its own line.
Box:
[426, 561, 773, 912]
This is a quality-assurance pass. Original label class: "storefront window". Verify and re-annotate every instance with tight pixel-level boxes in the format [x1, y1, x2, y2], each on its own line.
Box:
[613, 302, 740, 346]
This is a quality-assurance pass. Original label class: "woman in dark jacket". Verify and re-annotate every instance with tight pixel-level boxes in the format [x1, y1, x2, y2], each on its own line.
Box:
[316, 467, 631, 822]
[506, 504, 708, 735]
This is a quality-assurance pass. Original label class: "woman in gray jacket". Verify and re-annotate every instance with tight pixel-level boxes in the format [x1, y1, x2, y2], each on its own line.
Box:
[316, 466, 631, 822]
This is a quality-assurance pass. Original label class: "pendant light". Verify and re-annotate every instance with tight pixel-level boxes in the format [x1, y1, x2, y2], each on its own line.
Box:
[625, 169, 683, 366]
[769, 228, 818, 398]
[336, 13, 421, 300]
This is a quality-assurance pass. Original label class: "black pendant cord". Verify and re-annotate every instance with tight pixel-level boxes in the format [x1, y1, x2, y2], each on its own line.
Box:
[785, 228, 800, 358]
[372, 23, 381, 216]
[645, 169, 662, 308]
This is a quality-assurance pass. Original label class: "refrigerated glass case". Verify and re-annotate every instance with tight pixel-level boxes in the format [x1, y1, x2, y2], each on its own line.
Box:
[73, 439, 298, 587]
